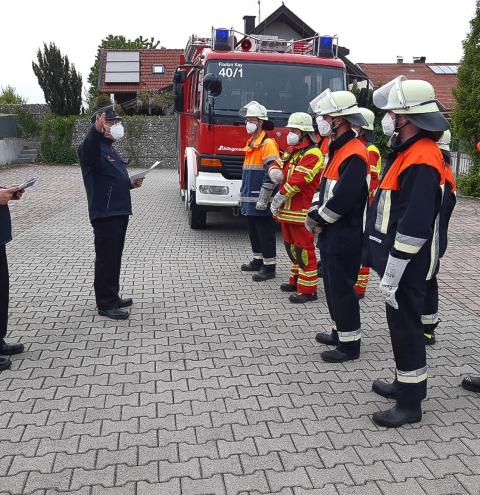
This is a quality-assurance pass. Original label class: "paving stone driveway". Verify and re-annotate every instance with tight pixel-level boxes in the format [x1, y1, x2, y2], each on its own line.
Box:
[0, 164, 479, 495]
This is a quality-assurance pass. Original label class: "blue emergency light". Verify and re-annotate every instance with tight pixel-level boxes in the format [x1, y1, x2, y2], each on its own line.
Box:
[213, 28, 233, 51]
[318, 35, 334, 58]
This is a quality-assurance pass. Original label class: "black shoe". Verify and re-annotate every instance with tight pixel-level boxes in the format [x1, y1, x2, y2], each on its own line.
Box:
[462, 375, 480, 393]
[280, 283, 297, 293]
[118, 297, 133, 308]
[320, 347, 359, 363]
[252, 267, 276, 282]
[241, 259, 263, 272]
[289, 293, 318, 304]
[0, 340, 25, 356]
[0, 357, 12, 371]
[98, 308, 129, 320]
[372, 403, 422, 428]
[424, 332, 436, 345]
[315, 329, 339, 346]
[372, 379, 400, 400]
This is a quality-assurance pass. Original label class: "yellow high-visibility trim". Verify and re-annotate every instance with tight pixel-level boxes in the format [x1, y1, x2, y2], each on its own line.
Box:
[394, 240, 421, 254]
[297, 279, 318, 287]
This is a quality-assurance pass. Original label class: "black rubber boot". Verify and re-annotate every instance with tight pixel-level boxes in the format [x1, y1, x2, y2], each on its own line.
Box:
[289, 293, 318, 304]
[118, 297, 133, 308]
[320, 343, 360, 363]
[0, 340, 25, 356]
[98, 308, 129, 320]
[241, 259, 263, 272]
[317, 260, 323, 278]
[462, 375, 480, 393]
[280, 283, 297, 292]
[252, 265, 276, 282]
[315, 329, 339, 346]
[372, 402, 422, 428]
[0, 357, 12, 372]
[372, 379, 400, 400]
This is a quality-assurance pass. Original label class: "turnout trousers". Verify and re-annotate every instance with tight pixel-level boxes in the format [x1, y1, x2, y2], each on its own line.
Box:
[320, 247, 362, 355]
[422, 273, 439, 338]
[246, 215, 276, 267]
[281, 222, 317, 295]
[0, 245, 9, 340]
[91, 215, 129, 310]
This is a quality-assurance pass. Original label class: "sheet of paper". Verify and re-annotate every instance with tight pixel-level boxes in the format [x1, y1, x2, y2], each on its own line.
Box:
[130, 161, 161, 182]
[17, 177, 37, 190]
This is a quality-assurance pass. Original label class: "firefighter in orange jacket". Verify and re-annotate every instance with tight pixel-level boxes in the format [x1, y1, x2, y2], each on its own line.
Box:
[422, 130, 456, 345]
[270, 113, 324, 303]
[353, 107, 382, 298]
[367, 76, 450, 427]
[306, 90, 370, 363]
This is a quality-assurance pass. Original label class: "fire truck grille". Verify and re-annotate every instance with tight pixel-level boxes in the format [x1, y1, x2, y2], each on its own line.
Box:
[221, 155, 245, 180]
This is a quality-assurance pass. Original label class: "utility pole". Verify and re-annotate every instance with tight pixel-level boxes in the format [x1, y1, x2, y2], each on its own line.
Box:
[258, 0, 261, 23]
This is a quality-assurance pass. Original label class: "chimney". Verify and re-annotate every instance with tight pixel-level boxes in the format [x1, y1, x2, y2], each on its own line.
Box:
[243, 15, 256, 34]
[413, 56, 426, 64]
[397, 55, 403, 64]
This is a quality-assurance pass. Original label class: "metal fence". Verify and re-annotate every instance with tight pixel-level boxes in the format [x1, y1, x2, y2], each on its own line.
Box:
[451, 138, 474, 178]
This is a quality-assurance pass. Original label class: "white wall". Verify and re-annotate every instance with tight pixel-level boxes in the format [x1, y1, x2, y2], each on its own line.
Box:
[0, 138, 24, 166]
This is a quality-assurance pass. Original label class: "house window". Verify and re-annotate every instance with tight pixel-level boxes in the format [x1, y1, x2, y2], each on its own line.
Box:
[152, 65, 166, 74]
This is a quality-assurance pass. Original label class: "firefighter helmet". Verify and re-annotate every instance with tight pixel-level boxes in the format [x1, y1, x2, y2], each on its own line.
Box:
[310, 89, 367, 127]
[437, 130, 451, 151]
[240, 101, 274, 130]
[358, 107, 375, 131]
[286, 112, 314, 132]
[373, 76, 450, 132]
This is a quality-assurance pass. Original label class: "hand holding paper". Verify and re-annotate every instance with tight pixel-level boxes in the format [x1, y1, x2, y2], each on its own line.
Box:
[130, 161, 160, 184]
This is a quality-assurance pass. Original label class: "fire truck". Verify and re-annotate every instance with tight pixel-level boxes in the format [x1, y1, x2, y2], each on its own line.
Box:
[173, 28, 347, 229]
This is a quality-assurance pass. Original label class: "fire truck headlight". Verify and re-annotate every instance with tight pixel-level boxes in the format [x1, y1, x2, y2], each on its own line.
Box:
[199, 185, 229, 195]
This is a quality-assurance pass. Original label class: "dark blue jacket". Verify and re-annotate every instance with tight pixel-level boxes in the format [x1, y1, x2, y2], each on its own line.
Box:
[0, 204, 12, 246]
[78, 126, 132, 221]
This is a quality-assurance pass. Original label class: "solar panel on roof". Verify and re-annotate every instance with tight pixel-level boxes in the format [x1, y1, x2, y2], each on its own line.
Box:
[429, 65, 458, 74]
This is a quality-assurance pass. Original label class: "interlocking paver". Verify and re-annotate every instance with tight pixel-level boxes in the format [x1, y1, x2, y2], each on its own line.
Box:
[0, 166, 479, 495]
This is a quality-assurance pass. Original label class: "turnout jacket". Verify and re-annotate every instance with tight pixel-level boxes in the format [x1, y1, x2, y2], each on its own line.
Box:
[78, 126, 133, 221]
[275, 137, 324, 224]
[358, 136, 382, 204]
[311, 130, 369, 254]
[439, 152, 456, 258]
[365, 133, 445, 278]
[240, 131, 280, 216]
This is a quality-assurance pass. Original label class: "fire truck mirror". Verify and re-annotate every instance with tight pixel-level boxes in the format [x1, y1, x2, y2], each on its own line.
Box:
[204, 73, 222, 97]
[173, 70, 186, 84]
[174, 83, 184, 113]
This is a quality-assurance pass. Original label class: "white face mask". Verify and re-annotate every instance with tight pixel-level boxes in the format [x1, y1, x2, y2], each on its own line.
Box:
[316, 116, 331, 136]
[110, 122, 124, 140]
[381, 113, 395, 136]
[286, 132, 300, 146]
[246, 122, 257, 134]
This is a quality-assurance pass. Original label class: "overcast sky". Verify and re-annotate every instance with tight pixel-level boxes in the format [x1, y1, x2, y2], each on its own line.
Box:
[1, 0, 476, 103]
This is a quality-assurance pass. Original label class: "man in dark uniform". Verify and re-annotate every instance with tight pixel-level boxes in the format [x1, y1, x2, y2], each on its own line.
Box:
[78, 106, 143, 320]
[367, 77, 450, 427]
[0, 185, 26, 371]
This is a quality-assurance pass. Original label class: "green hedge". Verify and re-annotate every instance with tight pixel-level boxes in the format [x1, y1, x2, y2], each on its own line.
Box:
[39, 113, 77, 164]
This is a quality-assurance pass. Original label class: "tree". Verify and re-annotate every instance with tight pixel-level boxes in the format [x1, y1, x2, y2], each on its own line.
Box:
[452, 0, 480, 196]
[32, 43, 82, 116]
[0, 85, 27, 104]
[87, 35, 163, 109]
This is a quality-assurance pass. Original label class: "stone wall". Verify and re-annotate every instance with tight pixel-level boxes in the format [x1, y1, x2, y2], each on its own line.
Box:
[0, 104, 49, 127]
[0, 138, 24, 166]
[72, 116, 177, 169]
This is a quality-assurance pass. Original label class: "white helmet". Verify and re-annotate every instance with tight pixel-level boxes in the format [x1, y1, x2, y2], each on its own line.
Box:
[287, 112, 314, 132]
[310, 89, 366, 127]
[240, 101, 274, 130]
[437, 130, 451, 151]
[373, 76, 450, 132]
[358, 107, 375, 131]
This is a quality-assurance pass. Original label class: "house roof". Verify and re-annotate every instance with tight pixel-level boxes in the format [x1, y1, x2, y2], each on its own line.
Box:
[99, 49, 183, 94]
[358, 63, 459, 110]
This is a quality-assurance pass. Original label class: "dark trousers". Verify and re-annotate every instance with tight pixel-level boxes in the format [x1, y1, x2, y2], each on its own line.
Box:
[92, 215, 129, 310]
[386, 247, 429, 405]
[320, 248, 362, 354]
[247, 215, 276, 265]
[0, 245, 8, 340]
[422, 276, 439, 334]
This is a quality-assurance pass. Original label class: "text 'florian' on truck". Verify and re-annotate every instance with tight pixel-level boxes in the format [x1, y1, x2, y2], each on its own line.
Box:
[173, 28, 347, 229]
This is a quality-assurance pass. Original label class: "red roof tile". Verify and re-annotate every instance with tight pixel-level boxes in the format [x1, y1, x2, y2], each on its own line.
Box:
[358, 63, 459, 111]
[99, 49, 184, 94]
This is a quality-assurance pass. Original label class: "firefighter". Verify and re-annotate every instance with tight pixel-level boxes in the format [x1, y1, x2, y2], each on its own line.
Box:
[353, 107, 382, 298]
[422, 130, 456, 345]
[239, 101, 281, 281]
[306, 89, 369, 363]
[367, 76, 450, 427]
[270, 112, 324, 303]
[315, 135, 330, 279]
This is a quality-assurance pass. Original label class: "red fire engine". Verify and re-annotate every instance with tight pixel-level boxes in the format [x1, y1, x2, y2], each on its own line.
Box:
[173, 28, 347, 228]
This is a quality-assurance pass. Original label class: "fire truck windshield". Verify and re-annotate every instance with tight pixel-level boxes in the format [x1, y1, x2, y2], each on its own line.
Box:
[204, 60, 346, 124]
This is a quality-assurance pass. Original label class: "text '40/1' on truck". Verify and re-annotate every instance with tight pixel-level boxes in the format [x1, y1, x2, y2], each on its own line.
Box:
[173, 28, 346, 229]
